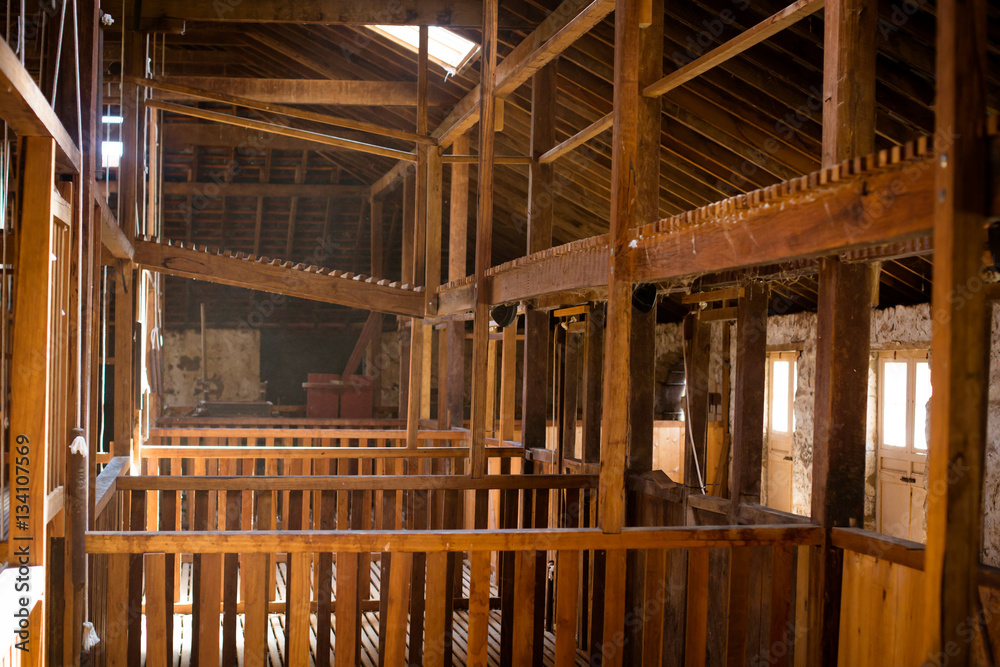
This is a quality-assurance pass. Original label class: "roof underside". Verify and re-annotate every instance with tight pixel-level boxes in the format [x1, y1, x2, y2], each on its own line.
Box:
[98, 0, 997, 325]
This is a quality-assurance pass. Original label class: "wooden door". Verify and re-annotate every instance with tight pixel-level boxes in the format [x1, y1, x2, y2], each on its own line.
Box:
[875, 351, 929, 542]
[766, 352, 797, 513]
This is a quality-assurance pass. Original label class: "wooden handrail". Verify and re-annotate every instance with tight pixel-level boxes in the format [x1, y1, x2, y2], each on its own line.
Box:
[94, 456, 131, 519]
[628, 470, 688, 503]
[139, 445, 523, 460]
[156, 417, 409, 427]
[739, 503, 813, 525]
[148, 427, 467, 440]
[832, 527, 1000, 592]
[116, 473, 598, 492]
[85, 524, 824, 554]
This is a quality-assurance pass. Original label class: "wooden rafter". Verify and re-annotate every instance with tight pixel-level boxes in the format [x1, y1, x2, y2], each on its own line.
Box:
[148, 101, 417, 162]
[134, 240, 425, 317]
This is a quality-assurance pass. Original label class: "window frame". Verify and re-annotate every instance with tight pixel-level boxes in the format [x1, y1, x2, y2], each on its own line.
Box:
[766, 350, 798, 445]
[367, 25, 481, 75]
[876, 349, 931, 456]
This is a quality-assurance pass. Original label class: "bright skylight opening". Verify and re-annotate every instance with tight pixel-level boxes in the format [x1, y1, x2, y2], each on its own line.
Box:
[369, 25, 479, 75]
[102, 141, 123, 169]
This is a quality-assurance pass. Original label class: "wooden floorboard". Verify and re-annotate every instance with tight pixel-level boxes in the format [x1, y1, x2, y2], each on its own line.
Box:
[143, 558, 586, 665]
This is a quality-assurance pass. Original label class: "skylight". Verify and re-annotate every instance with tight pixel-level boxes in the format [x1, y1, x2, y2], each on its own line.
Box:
[369, 25, 479, 76]
[102, 141, 123, 169]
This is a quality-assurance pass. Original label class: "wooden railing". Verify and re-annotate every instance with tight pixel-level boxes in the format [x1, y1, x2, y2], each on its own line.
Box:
[86, 510, 821, 667]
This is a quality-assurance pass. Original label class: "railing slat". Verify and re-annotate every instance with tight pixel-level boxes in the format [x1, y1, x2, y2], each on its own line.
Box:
[554, 550, 579, 663]
[769, 544, 795, 667]
[334, 548, 360, 667]
[243, 496, 270, 667]
[222, 490, 241, 665]
[642, 546, 667, 664]
[193, 488, 222, 665]
[726, 547, 751, 667]
[106, 552, 129, 664]
[144, 553, 169, 667]
[285, 552, 312, 667]
[424, 551, 450, 667]
[316, 489, 335, 667]
[684, 547, 710, 667]
[128, 491, 146, 665]
[383, 551, 413, 664]
[467, 550, 492, 667]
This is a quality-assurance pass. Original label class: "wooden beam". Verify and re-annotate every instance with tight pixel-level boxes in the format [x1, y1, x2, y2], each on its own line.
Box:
[343, 312, 384, 377]
[488, 240, 609, 306]
[161, 122, 382, 152]
[140, 0, 508, 26]
[134, 240, 425, 317]
[435, 0, 615, 147]
[98, 194, 134, 262]
[435, 143, 936, 315]
[539, 113, 611, 165]
[440, 154, 531, 165]
[643, 0, 825, 99]
[161, 181, 368, 198]
[145, 76, 449, 107]
[0, 37, 80, 173]
[135, 77, 433, 144]
[922, 0, 990, 660]
[496, 0, 614, 97]
[370, 162, 414, 199]
[469, 0, 499, 479]
[147, 101, 417, 162]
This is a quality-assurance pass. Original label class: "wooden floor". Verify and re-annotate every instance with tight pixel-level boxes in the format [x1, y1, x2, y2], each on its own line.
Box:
[144, 559, 588, 666]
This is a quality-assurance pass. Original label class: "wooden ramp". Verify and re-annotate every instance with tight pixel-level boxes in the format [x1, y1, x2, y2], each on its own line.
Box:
[144, 559, 588, 666]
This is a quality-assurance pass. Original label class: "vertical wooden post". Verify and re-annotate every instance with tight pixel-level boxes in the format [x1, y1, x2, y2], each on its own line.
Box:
[599, 0, 644, 661]
[371, 196, 384, 277]
[730, 282, 768, 510]
[444, 130, 468, 659]
[923, 0, 989, 661]
[599, 0, 642, 532]
[581, 303, 605, 464]
[683, 312, 711, 493]
[446, 133, 470, 429]
[119, 16, 146, 241]
[522, 61, 557, 456]
[9, 135, 56, 664]
[406, 27, 430, 451]
[469, 0, 499, 479]
[114, 259, 135, 458]
[627, 0, 664, 474]
[64, 431, 88, 667]
[808, 0, 878, 662]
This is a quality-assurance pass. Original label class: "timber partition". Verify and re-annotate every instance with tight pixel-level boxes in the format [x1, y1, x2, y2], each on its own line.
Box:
[84, 434, 824, 666]
[86, 484, 821, 666]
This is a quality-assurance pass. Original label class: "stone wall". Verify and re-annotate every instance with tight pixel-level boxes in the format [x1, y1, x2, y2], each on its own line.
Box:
[162, 328, 261, 409]
[654, 302, 1000, 567]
